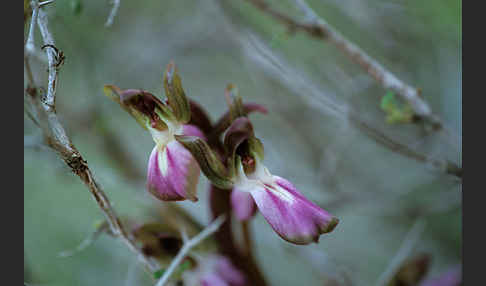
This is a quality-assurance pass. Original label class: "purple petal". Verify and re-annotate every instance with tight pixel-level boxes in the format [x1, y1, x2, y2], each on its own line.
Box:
[146, 140, 200, 202]
[183, 124, 206, 139]
[186, 255, 245, 286]
[201, 273, 229, 286]
[420, 265, 461, 286]
[214, 256, 246, 285]
[231, 188, 257, 221]
[249, 176, 339, 245]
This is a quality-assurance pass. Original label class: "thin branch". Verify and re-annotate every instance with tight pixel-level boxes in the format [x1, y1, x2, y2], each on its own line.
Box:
[238, 32, 461, 179]
[350, 115, 462, 179]
[105, 0, 121, 27]
[246, 0, 443, 130]
[25, 0, 39, 54]
[155, 215, 227, 286]
[37, 9, 58, 109]
[58, 222, 111, 258]
[39, 0, 55, 6]
[24, 5, 158, 274]
[375, 218, 426, 286]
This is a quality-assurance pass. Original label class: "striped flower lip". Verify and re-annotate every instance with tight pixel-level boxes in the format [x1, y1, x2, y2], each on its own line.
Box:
[147, 123, 204, 202]
[232, 156, 339, 245]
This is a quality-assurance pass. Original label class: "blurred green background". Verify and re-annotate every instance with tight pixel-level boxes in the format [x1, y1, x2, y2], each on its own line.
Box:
[24, 0, 461, 285]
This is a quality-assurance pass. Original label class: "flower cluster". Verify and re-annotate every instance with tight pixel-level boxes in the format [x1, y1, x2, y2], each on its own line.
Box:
[104, 62, 339, 245]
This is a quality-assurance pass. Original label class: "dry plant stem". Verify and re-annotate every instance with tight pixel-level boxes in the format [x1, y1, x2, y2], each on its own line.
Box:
[210, 186, 268, 286]
[375, 218, 426, 286]
[238, 32, 462, 180]
[25, 1, 39, 54]
[39, 0, 55, 6]
[105, 0, 121, 27]
[350, 116, 462, 179]
[155, 215, 227, 286]
[25, 7, 158, 274]
[246, 0, 442, 129]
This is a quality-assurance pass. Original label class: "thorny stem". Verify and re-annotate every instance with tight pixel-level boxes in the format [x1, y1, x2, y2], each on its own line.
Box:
[155, 215, 227, 286]
[24, 4, 158, 274]
[246, 0, 443, 130]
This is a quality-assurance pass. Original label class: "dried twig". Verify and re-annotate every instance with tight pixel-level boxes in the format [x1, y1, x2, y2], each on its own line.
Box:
[155, 215, 226, 286]
[238, 32, 461, 179]
[24, 5, 158, 274]
[58, 221, 111, 258]
[25, 0, 39, 54]
[39, 0, 55, 6]
[246, 0, 443, 130]
[350, 116, 462, 179]
[105, 0, 121, 27]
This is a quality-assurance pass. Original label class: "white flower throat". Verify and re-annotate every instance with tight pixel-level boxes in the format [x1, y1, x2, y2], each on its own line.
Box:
[148, 119, 183, 150]
[234, 156, 294, 203]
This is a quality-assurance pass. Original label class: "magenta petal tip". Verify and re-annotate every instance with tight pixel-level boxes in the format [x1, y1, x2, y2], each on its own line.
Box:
[248, 175, 339, 245]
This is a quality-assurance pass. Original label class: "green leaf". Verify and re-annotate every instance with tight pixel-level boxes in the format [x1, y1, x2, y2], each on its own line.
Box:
[153, 269, 166, 279]
[380, 91, 414, 124]
[71, 0, 83, 15]
[380, 91, 397, 112]
[153, 260, 193, 279]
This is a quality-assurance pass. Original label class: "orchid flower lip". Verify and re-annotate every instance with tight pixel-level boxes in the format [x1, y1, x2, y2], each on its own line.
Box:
[231, 154, 339, 244]
[233, 155, 292, 201]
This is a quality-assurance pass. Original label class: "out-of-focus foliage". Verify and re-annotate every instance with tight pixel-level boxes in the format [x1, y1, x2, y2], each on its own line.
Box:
[24, 0, 461, 285]
[380, 91, 414, 124]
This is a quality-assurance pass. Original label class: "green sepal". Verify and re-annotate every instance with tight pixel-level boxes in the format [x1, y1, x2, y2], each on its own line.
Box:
[223, 117, 256, 177]
[104, 85, 175, 131]
[103, 85, 151, 130]
[174, 135, 234, 189]
[163, 62, 191, 124]
[224, 84, 246, 121]
[248, 137, 264, 161]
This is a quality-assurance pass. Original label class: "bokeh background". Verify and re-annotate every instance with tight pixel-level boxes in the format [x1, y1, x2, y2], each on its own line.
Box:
[24, 0, 461, 285]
